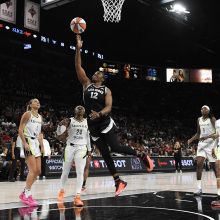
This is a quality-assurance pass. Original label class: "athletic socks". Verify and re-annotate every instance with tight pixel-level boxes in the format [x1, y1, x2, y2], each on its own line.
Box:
[24, 187, 32, 198]
[217, 188, 220, 196]
[197, 180, 202, 189]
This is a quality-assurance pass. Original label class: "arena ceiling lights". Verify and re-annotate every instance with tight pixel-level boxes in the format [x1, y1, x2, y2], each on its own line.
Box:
[41, 0, 76, 10]
[164, 3, 190, 21]
[168, 4, 190, 14]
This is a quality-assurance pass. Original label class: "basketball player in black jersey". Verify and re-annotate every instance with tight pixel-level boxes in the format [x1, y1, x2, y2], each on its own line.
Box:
[75, 35, 153, 196]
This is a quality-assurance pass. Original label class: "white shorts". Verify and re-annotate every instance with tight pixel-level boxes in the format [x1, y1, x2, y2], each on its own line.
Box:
[213, 139, 220, 160]
[197, 141, 215, 162]
[64, 144, 87, 163]
[20, 137, 41, 158]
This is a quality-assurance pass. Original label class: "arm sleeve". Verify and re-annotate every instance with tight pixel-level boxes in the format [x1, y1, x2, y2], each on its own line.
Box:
[56, 125, 66, 136]
[87, 131, 91, 151]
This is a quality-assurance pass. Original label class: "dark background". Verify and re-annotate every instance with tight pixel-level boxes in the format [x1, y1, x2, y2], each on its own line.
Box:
[1, 0, 220, 123]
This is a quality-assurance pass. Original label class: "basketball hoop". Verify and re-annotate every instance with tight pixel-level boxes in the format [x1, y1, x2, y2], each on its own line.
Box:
[101, 0, 125, 23]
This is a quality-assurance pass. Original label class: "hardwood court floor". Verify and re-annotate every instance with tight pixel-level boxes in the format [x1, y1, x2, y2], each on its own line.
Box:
[0, 171, 219, 219]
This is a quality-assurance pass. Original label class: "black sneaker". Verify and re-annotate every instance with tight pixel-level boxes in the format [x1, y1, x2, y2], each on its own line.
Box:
[9, 178, 15, 182]
[115, 179, 127, 196]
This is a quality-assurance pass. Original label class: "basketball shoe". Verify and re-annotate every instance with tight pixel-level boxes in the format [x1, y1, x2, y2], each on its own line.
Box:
[81, 186, 86, 191]
[115, 179, 127, 196]
[211, 196, 220, 207]
[194, 188, 202, 196]
[19, 191, 25, 200]
[141, 152, 154, 171]
[57, 190, 66, 201]
[21, 195, 39, 207]
[74, 195, 84, 206]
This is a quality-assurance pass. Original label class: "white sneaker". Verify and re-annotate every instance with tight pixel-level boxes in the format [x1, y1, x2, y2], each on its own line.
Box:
[43, 176, 46, 180]
[37, 176, 39, 180]
[180, 170, 182, 173]
[175, 170, 178, 173]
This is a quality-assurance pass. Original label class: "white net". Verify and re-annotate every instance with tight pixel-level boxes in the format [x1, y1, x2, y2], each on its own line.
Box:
[101, 0, 125, 23]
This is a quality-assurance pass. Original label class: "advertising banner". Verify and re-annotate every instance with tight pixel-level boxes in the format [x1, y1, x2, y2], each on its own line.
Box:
[33, 156, 195, 176]
[99, 61, 119, 77]
[0, 0, 16, 24]
[166, 68, 190, 82]
[24, 0, 40, 32]
[190, 69, 212, 83]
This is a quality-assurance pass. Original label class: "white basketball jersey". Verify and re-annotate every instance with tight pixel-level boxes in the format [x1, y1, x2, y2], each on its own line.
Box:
[199, 117, 214, 143]
[24, 111, 42, 139]
[66, 117, 88, 145]
[215, 119, 220, 145]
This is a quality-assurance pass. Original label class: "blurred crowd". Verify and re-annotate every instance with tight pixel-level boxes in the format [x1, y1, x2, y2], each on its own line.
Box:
[0, 97, 198, 181]
[0, 56, 218, 181]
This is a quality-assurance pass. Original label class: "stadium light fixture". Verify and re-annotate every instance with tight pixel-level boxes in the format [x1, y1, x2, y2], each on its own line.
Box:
[169, 4, 190, 14]
[41, 0, 76, 10]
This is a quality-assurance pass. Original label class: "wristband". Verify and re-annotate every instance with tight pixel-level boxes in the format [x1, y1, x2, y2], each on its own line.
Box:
[98, 112, 103, 117]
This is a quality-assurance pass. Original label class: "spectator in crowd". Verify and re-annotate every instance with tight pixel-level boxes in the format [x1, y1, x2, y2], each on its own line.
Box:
[174, 141, 182, 173]
[9, 128, 16, 139]
[2, 131, 11, 143]
[9, 132, 25, 182]
[1, 147, 12, 180]
[51, 148, 56, 156]
[92, 146, 100, 157]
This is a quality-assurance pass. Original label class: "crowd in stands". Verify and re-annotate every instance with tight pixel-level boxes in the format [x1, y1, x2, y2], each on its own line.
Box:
[0, 55, 218, 180]
[0, 98, 198, 157]
[0, 96, 198, 181]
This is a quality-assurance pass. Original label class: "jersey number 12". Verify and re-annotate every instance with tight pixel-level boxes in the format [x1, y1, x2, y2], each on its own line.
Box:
[90, 92, 98, 99]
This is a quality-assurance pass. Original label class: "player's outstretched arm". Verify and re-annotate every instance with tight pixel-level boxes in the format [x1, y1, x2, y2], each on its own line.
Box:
[75, 34, 91, 90]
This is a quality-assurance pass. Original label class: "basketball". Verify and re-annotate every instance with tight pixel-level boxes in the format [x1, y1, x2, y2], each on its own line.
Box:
[70, 17, 86, 34]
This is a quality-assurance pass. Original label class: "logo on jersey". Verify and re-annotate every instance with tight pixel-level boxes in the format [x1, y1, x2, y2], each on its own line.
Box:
[30, 119, 41, 124]
[88, 88, 104, 94]
[73, 136, 83, 139]
[200, 123, 210, 126]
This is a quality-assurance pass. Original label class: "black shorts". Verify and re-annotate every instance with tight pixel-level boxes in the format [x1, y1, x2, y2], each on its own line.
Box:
[88, 116, 115, 139]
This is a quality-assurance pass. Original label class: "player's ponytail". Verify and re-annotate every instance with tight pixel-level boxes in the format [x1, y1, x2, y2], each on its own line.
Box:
[26, 98, 35, 111]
